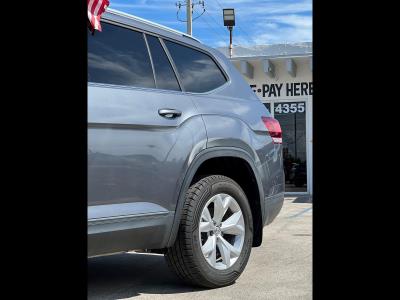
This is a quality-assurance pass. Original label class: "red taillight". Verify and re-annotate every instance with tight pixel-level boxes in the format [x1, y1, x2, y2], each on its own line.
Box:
[261, 116, 282, 144]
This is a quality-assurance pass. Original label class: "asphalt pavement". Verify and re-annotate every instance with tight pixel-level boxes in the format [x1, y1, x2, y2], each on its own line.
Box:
[88, 196, 312, 300]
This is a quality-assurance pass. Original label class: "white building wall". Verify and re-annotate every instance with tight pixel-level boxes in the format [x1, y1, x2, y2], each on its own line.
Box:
[232, 57, 312, 101]
[232, 56, 313, 195]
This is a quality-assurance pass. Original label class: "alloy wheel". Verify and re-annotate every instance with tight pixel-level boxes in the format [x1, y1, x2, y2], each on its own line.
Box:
[199, 193, 245, 270]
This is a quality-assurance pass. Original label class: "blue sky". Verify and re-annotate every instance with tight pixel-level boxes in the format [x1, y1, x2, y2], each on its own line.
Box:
[109, 0, 312, 47]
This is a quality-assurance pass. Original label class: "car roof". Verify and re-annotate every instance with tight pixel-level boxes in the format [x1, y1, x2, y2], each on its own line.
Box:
[103, 8, 202, 45]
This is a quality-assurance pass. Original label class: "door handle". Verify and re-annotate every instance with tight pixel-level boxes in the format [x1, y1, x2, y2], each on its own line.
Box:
[158, 109, 182, 118]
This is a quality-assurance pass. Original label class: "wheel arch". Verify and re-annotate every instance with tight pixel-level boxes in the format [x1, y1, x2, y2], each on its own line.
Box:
[166, 147, 266, 248]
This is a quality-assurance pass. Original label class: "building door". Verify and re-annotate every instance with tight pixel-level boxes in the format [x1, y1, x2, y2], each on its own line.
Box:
[273, 101, 307, 193]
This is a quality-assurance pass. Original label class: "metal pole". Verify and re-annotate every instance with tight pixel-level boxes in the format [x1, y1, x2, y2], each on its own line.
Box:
[187, 0, 192, 35]
[229, 26, 233, 58]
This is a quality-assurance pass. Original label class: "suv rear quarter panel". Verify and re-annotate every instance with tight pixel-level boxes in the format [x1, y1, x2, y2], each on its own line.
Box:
[187, 49, 284, 197]
[193, 97, 283, 196]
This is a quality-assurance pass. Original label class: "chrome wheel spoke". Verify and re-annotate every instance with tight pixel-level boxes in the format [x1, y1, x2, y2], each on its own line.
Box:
[221, 196, 233, 219]
[209, 241, 217, 267]
[201, 207, 212, 222]
[199, 193, 245, 270]
[217, 237, 231, 268]
[212, 194, 225, 224]
[200, 221, 214, 232]
[219, 235, 241, 257]
[221, 211, 244, 236]
[202, 235, 217, 266]
[201, 235, 215, 256]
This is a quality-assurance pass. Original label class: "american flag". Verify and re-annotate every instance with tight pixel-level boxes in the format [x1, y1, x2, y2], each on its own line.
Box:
[88, 0, 110, 32]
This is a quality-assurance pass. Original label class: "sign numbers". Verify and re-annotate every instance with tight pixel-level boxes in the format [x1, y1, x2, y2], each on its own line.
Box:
[274, 102, 305, 114]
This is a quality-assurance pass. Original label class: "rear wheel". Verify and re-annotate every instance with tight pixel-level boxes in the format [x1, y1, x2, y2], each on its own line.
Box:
[165, 175, 253, 288]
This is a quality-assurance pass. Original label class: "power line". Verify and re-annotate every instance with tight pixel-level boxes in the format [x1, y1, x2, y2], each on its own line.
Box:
[204, 9, 224, 30]
[203, 9, 228, 37]
[213, 0, 224, 9]
[176, 1, 205, 22]
[175, 1, 244, 47]
[193, 6, 226, 42]
[204, 10, 235, 46]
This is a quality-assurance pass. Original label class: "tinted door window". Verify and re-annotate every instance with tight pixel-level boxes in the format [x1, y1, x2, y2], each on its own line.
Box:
[88, 22, 155, 88]
[146, 35, 180, 91]
[164, 40, 226, 93]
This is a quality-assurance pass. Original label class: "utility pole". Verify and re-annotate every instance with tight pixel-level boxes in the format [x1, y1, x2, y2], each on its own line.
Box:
[187, 0, 192, 35]
[176, 1, 204, 36]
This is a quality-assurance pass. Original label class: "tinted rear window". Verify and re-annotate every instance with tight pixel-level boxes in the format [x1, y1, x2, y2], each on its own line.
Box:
[146, 35, 180, 91]
[164, 40, 227, 93]
[88, 22, 155, 88]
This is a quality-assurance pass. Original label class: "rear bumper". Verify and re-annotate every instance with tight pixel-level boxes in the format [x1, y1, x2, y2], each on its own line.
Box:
[263, 191, 284, 226]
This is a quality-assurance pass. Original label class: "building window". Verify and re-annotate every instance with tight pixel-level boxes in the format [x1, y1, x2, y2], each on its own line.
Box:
[274, 102, 307, 192]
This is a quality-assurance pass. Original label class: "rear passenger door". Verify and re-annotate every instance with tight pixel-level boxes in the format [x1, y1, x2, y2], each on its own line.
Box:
[88, 22, 206, 217]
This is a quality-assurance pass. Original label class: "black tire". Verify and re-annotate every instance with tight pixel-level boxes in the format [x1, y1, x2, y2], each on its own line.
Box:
[165, 175, 253, 288]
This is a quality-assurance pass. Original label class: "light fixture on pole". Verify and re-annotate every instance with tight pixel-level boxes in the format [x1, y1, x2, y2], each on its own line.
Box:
[223, 8, 235, 58]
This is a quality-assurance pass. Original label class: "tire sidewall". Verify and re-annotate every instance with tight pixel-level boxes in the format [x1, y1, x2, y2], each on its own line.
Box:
[191, 177, 253, 286]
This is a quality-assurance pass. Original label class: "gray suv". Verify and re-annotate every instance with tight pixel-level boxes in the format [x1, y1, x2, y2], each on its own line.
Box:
[88, 9, 284, 288]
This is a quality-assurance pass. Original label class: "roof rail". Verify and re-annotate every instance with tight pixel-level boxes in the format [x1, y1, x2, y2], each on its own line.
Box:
[106, 8, 201, 43]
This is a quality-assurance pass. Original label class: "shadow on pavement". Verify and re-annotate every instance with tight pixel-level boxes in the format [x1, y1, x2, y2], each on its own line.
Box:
[88, 252, 207, 299]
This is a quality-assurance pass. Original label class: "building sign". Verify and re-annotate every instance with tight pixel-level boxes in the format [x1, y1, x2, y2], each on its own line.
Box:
[274, 102, 305, 114]
[250, 82, 313, 98]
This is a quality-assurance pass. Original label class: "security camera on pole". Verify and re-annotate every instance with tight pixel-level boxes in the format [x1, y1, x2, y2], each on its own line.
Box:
[223, 9, 235, 58]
